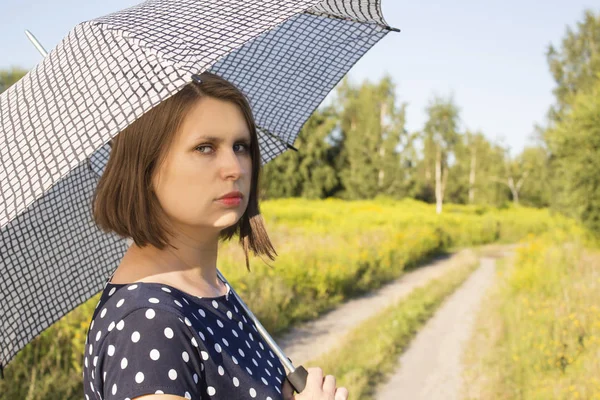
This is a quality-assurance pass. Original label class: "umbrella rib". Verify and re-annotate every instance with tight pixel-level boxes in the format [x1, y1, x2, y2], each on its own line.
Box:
[257, 125, 299, 152]
[303, 9, 401, 32]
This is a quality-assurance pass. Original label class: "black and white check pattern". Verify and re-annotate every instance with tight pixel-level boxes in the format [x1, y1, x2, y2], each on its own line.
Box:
[0, 0, 398, 377]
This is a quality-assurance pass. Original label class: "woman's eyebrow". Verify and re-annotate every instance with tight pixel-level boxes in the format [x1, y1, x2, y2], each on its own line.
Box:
[194, 134, 250, 143]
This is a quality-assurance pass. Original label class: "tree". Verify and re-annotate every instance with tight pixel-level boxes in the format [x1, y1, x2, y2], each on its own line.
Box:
[260, 105, 339, 199]
[0, 67, 28, 94]
[422, 94, 461, 214]
[336, 74, 408, 199]
[545, 9, 600, 122]
[544, 75, 600, 234]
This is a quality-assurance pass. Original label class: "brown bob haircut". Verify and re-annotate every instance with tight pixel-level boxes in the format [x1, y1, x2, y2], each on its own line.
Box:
[92, 71, 277, 272]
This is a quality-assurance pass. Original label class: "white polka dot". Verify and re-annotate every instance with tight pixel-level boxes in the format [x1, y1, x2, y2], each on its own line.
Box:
[261, 377, 268, 385]
[193, 373, 198, 384]
[184, 317, 192, 326]
[246, 340, 251, 349]
[267, 397, 273, 400]
[255, 350, 261, 358]
[148, 297, 159, 304]
[207, 327, 214, 335]
[265, 368, 271, 376]
[216, 319, 224, 328]
[108, 321, 115, 331]
[277, 367, 282, 375]
[218, 365, 224, 375]
[259, 342, 264, 350]
[155, 390, 164, 394]
[116, 298, 125, 308]
[191, 337, 198, 347]
[90, 382, 94, 392]
[199, 331, 206, 341]
[161, 287, 171, 293]
[121, 358, 128, 369]
[150, 349, 160, 360]
[184, 392, 191, 399]
[233, 377, 239, 387]
[107, 345, 115, 356]
[243, 316, 247, 323]
[232, 329, 239, 337]
[249, 333, 254, 341]
[90, 320, 95, 330]
[270, 350, 275, 359]
[249, 387, 256, 397]
[182, 351, 189, 362]
[201, 351, 209, 360]
[84, 357, 88, 368]
[145, 309, 155, 319]
[222, 338, 229, 346]
[88, 344, 93, 355]
[232, 355, 238, 365]
[238, 321, 243, 330]
[164, 327, 174, 339]
[131, 331, 140, 343]
[93, 356, 98, 366]
[198, 309, 205, 317]
[246, 366, 253, 375]
[112, 383, 117, 395]
[227, 311, 233, 319]
[127, 284, 138, 290]
[100, 308, 107, 318]
[238, 348, 245, 357]
[207, 386, 216, 395]
[108, 287, 116, 296]
[214, 343, 221, 353]
[168, 369, 177, 380]
[174, 299, 183, 307]
[276, 376, 282, 384]
[252, 358, 258, 367]
[234, 305, 239, 313]
[276, 386, 281, 394]
[116, 320, 125, 330]
[135, 371, 144, 383]
[95, 330, 102, 341]
[267, 360, 273, 367]
[212, 300, 218, 309]
[183, 297, 190, 305]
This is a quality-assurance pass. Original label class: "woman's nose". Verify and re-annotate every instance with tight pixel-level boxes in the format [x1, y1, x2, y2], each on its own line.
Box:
[221, 148, 244, 179]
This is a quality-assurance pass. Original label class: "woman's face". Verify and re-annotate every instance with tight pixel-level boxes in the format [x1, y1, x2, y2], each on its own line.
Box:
[152, 96, 252, 237]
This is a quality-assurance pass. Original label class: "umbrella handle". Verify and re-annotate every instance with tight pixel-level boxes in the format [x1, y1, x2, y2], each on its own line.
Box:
[286, 364, 308, 394]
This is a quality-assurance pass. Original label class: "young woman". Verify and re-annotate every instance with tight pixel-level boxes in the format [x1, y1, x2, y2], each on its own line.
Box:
[82, 71, 349, 400]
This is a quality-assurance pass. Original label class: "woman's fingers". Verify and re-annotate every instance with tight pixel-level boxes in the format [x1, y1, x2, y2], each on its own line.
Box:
[282, 377, 294, 400]
[322, 374, 336, 394]
[335, 386, 349, 400]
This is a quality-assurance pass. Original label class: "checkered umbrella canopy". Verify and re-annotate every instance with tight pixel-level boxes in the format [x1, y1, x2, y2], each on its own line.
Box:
[0, 0, 398, 377]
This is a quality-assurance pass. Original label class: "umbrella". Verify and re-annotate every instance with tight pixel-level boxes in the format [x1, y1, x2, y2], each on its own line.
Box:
[0, 0, 399, 393]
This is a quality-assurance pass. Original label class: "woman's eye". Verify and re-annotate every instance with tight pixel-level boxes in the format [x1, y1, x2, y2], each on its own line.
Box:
[195, 143, 250, 154]
[235, 143, 250, 152]
[196, 145, 213, 154]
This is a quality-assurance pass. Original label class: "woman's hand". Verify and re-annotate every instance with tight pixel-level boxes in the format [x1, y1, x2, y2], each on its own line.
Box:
[282, 367, 349, 400]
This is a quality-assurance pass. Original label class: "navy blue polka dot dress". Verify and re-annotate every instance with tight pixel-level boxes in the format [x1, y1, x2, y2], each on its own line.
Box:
[82, 271, 286, 400]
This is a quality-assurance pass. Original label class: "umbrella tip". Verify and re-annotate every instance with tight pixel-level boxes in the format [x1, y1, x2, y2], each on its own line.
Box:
[191, 74, 203, 83]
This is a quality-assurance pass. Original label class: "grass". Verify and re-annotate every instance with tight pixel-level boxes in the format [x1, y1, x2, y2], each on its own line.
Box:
[462, 230, 600, 399]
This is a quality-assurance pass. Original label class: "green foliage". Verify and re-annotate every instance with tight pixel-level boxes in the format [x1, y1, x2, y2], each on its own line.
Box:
[544, 75, 600, 235]
[0, 67, 28, 93]
[546, 9, 600, 121]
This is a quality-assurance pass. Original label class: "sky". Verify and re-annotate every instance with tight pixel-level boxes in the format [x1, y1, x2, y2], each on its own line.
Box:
[1, 0, 597, 157]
